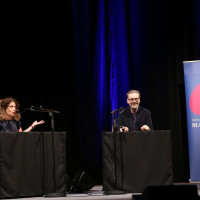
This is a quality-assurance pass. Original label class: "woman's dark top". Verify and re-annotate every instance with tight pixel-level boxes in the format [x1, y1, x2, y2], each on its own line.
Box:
[0, 120, 21, 132]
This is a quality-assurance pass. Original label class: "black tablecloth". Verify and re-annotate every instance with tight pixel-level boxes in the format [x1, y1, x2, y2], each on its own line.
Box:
[102, 130, 174, 193]
[0, 132, 67, 198]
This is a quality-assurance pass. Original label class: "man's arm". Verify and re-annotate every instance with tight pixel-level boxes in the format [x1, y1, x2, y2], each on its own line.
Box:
[141, 110, 153, 131]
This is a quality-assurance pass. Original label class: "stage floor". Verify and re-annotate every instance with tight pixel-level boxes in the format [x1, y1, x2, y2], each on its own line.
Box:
[5, 184, 200, 200]
[5, 185, 133, 200]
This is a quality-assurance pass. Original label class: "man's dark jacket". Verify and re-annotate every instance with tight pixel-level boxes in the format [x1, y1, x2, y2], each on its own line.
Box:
[118, 106, 153, 131]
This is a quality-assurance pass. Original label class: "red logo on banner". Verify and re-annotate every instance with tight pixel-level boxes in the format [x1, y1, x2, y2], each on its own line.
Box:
[190, 84, 200, 115]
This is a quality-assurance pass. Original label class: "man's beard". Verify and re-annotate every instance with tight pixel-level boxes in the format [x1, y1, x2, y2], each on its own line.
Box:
[130, 104, 139, 109]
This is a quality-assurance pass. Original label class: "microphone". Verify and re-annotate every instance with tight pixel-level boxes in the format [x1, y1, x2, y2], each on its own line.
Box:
[118, 107, 124, 115]
[29, 105, 60, 114]
[29, 106, 35, 111]
[111, 107, 124, 115]
[51, 110, 60, 114]
[16, 107, 30, 114]
[111, 109, 118, 114]
[39, 105, 60, 114]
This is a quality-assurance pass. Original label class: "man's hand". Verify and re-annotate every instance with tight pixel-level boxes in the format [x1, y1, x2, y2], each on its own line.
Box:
[120, 126, 129, 132]
[141, 125, 150, 131]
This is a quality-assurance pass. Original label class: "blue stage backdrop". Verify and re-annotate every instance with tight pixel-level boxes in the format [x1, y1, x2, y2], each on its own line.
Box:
[184, 60, 200, 181]
[70, 0, 200, 182]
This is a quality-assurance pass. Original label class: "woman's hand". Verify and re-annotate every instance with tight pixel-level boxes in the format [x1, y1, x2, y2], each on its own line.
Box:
[24, 120, 45, 132]
[32, 120, 45, 128]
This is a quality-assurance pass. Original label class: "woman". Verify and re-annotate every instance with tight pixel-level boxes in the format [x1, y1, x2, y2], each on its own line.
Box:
[0, 97, 45, 132]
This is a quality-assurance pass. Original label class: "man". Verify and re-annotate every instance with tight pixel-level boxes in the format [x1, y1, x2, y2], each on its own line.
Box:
[118, 89, 153, 132]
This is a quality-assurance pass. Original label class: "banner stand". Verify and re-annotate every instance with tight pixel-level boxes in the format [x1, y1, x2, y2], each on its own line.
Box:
[184, 60, 200, 182]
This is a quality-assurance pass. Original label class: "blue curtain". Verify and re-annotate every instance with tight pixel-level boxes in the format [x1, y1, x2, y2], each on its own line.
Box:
[71, 0, 200, 183]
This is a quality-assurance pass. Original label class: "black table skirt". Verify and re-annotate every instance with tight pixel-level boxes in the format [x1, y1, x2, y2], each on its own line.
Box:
[0, 132, 67, 198]
[102, 130, 174, 193]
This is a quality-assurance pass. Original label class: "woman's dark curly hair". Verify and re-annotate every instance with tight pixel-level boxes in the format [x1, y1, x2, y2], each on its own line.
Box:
[0, 97, 21, 121]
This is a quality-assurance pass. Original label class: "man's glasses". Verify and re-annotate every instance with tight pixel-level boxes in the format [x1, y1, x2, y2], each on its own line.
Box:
[127, 98, 139, 102]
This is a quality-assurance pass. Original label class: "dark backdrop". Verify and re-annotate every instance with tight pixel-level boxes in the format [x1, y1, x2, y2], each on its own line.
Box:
[1, 0, 200, 184]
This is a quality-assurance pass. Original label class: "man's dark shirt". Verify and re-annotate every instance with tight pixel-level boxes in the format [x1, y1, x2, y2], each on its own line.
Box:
[118, 106, 153, 131]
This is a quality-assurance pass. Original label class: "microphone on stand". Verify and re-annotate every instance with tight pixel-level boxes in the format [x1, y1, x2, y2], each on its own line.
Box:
[106, 106, 127, 195]
[111, 107, 124, 115]
[111, 109, 118, 114]
[20, 105, 64, 197]
[118, 107, 124, 115]
[16, 107, 31, 114]
[29, 106, 35, 111]
[40, 106, 60, 114]
[29, 106, 60, 114]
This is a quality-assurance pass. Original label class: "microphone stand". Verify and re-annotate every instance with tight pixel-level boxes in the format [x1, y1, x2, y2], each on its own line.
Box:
[30, 106, 65, 197]
[104, 108, 126, 195]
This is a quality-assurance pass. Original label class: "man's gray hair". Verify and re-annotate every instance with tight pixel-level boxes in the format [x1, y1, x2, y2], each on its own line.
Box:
[126, 90, 141, 98]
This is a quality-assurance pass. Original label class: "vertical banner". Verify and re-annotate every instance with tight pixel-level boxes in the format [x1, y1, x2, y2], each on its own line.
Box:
[184, 60, 200, 181]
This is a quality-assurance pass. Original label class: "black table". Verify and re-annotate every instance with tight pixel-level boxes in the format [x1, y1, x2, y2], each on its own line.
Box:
[0, 132, 67, 198]
[102, 130, 174, 193]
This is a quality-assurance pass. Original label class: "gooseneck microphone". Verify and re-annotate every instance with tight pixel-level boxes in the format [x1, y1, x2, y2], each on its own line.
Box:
[111, 107, 124, 114]
[16, 108, 30, 114]
[16, 106, 60, 114]
[29, 106, 60, 114]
